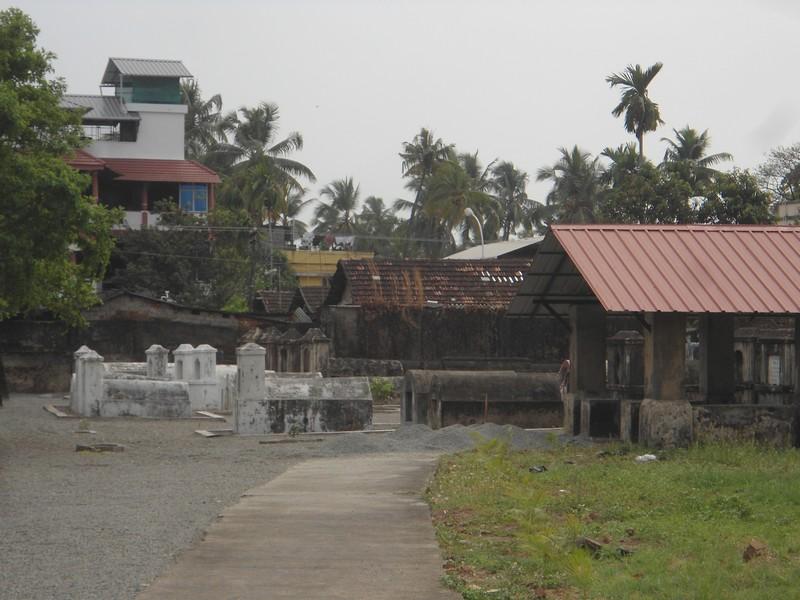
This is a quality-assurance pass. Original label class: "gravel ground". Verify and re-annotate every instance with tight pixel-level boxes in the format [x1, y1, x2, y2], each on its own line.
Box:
[0, 393, 569, 600]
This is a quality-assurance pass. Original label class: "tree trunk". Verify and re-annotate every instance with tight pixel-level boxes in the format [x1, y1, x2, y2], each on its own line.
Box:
[403, 176, 426, 257]
[0, 353, 8, 406]
[637, 131, 645, 160]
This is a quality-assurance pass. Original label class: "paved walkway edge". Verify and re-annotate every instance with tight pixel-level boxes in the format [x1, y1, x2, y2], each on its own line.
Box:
[137, 453, 460, 600]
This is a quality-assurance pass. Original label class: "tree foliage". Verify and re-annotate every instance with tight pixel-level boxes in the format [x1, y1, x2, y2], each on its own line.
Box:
[0, 8, 119, 324]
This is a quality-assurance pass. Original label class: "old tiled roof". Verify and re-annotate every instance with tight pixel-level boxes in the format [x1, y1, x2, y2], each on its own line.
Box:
[100, 158, 221, 184]
[509, 224, 800, 316]
[257, 290, 296, 315]
[102, 58, 192, 83]
[327, 259, 531, 310]
[295, 287, 328, 313]
[61, 94, 140, 121]
[65, 149, 108, 172]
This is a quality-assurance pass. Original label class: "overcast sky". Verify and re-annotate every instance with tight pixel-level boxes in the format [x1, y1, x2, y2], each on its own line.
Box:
[16, 0, 800, 216]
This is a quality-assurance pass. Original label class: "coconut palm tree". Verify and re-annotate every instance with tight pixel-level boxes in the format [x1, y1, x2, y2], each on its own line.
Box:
[600, 142, 641, 185]
[537, 146, 603, 224]
[424, 161, 496, 251]
[660, 126, 732, 183]
[490, 161, 531, 240]
[399, 128, 453, 252]
[181, 80, 228, 161]
[280, 186, 311, 237]
[313, 177, 360, 234]
[606, 62, 664, 159]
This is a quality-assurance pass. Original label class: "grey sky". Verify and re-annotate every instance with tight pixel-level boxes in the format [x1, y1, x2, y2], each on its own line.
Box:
[16, 0, 800, 218]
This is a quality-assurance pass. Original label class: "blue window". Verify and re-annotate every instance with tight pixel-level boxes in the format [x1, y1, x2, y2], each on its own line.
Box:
[179, 184, 208, 213]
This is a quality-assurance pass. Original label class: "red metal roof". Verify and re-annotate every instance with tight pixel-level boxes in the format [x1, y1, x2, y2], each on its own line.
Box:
[328, 258, 532, 310]
[101, 158, 220, 184]
[65, 149, 108, 172]
[522, 224, 800, 314]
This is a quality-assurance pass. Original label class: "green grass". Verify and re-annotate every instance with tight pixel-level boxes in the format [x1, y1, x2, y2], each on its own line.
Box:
[427, 438, 800, 600]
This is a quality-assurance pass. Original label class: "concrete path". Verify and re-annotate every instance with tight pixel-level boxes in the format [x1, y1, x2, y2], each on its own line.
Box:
[137, 453, 459, 600]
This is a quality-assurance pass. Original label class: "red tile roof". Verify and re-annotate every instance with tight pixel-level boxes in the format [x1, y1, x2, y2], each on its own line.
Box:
[65, 149, 108, 172]
[510, 224, 800, 315]
[328, 258, 532, 310]
[101, 158, 220, 184]
[256, 290, 295, 315]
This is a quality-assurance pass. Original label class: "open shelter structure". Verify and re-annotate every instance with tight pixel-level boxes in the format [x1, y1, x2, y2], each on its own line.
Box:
[508, 224, 800, 447]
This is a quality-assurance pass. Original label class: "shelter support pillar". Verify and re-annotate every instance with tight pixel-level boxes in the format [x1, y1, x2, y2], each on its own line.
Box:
[699, 314, 736, 403]
[640, 312, 692, 447]
[567, 305, 606, 435]
[140, 183, 149, 228]
[794, 317, 800, 404]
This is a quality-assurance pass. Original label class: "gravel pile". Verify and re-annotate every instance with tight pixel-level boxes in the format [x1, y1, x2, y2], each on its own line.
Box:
[317, 422, 559, 455]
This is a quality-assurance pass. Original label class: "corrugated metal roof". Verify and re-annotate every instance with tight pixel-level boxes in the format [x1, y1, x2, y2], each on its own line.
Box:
[509, 224, 800, 316]
[444, 237, 543, 260]
[102, 58, 192, 83]
[61, 95, 140, 121]
[101, 158, 221, 184]
[328, 258, 531, 309]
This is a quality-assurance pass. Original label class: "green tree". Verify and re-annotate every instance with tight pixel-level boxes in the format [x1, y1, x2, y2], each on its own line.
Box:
[399, 127, 453, 253]
[537, 146, 604, 223]
[606, 62, 665, 159]
[312, 177, 361, 234]
[661, 126, 732, 184]
[756, 143, 800, 205]
[0, 8, 119, 325]
[354, 196, 399, 255]
[424, 161, 495, 253]
[490, 161, 531, 240]
[696, 169, 774, 225]
[181, 80, 230, 162]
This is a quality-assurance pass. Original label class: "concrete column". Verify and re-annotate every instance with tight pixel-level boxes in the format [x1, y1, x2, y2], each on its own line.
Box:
[699, 314, 736, 403]
[140, 183, 149, 228]
[91, 172, 99, 201]
[235, 343, 267, 433]
[237, 343, 266, 401]
[194, 344, 218, 379]
[643, 312, 686, 401]
[794, 317, 800, 404]
[209, 184, 216, 211]
[641, 312, 692, 447]
[71, 345, 93, 414]
[568, 305, 607, 396]
[78, 349, 104, 417]
[173, 344, 194, 381]
[145, 344, 169, 378]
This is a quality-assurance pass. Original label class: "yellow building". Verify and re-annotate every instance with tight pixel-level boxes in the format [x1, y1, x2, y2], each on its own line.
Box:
[283, 249, 374, 287]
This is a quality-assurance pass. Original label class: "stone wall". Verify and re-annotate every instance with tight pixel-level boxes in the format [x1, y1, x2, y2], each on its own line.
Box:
[693, 404, 796, 447]
[403, 370, 561, 429]
[321, 305, 569, 364]
[0, 295, 286, 392]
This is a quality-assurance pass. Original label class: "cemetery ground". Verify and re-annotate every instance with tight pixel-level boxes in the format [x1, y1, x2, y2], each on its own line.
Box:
[428, 438, 800, 599]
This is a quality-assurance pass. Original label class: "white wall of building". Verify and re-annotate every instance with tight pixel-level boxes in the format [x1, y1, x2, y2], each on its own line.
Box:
[88, 103, 187, 160]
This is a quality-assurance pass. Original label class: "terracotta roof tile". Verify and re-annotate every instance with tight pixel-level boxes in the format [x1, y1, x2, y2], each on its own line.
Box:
[100, 158, 220, 184]
[330, 258, 531, 310]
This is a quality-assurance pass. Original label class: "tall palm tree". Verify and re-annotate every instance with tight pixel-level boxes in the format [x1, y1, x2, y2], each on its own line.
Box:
[355, 196, 399, 255]
[424, 161, 496, 251]
[181, 80, 230, 161]
[537, 146, 603, 224]
[280, 186, 311, 237]
[660, 126, 732, 183]
[491, 161, 530, 240]
[399, 128, 453, 252]
[606, 62, 664, 159]
[600, 142, 641, 185]
[313, 177, 360, 234]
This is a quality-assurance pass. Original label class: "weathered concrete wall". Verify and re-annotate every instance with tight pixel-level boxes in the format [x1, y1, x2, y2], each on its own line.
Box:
[321, 305, 569, 364]
[639, 398, 693, 448]
[404, 370, 561, 429]
[235, 376, 373, 434]
[0, 294, 288, 392]
[693, 404, 795, 447]
[326, 357, 404, 377]
[100, 378, 191, 418]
